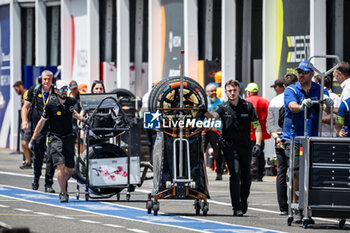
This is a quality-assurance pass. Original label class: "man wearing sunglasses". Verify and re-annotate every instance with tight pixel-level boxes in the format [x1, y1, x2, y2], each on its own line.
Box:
[31, 80, 84, 202]
[282, 60, 333, 223]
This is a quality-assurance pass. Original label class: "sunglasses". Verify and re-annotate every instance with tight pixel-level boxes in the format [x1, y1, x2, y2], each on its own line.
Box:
[297, 70, 311, 75]
[58, 88, 69, 93]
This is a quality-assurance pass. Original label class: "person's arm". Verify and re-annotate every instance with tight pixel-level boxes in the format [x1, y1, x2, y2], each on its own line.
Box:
[254, 125, 262, 145]
[21, 101, 31, 131]
[73, 109, 83, 121]
[31, 118, 46, 140]
[204, 111, 220, 120]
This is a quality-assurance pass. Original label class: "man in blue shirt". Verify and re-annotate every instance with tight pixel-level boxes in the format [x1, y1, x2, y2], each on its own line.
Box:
[335, 98, 350, 137]
[282, 60, 333, 223]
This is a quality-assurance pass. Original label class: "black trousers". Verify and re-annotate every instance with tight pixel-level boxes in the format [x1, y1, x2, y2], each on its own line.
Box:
[250, 140, 265, 180]
[276, 146, 288, 212]
[203, 131, 224, 174]
[223, 144, 252, 210]
[33, 132, 55, 187]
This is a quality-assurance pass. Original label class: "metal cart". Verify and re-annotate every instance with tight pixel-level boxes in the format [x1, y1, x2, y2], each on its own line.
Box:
[287, 55, 349, 229]
[74, 93, 140, 201]
[146, 51, 209, 216]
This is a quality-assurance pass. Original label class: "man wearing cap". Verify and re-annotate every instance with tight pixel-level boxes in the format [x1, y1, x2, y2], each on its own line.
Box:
[245, 82, 270, 182]
[282, 60, 333, 222]
[31, 80, 84, 202]
[22, 70, 56, 193]
[266, 74, 297, 216]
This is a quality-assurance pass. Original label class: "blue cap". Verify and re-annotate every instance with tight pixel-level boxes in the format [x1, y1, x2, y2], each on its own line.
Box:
[296, 60, 314, 72]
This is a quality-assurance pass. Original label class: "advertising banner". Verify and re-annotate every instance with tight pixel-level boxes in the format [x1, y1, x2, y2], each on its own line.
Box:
[276, 0, 310, 79]
[161, 0, 184, 79]
[0, 4, 10, 147]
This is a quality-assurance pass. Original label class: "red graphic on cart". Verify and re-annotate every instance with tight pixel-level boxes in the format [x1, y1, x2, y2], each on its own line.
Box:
[92, 166, 128, 181]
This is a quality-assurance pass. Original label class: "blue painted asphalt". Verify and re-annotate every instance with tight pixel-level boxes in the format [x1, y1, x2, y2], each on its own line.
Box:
[0, 185, 283, 233]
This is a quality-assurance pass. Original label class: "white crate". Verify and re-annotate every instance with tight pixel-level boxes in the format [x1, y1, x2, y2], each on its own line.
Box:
[89, 157, 140, 186]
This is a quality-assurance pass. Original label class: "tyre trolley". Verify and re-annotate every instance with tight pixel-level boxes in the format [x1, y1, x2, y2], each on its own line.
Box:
[146, 51, 210, 216]
[74, 93, 141, 201]
[287, 55, 350, 229]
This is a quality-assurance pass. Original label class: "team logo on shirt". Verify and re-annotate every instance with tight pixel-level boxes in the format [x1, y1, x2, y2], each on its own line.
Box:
[38, 93, 42, 98]
[57, 111, 61, 116]
[69, 106, 74, 112]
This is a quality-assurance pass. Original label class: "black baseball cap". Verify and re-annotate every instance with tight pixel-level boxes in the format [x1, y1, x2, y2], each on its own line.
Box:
[69, 80, 78, 89]
[270, 80, 284, 88]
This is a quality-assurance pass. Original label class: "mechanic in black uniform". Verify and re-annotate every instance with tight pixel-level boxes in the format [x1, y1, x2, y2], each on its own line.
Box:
[31, 80, 84, 202]
[204, 80, 262, 216]
[21, 70, 56, 193]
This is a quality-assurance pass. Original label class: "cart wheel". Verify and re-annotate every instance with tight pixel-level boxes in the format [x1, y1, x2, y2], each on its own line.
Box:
[202, 202, 208, 216]
[287, 216, 293, 226]
[303, 219, 309, 229]
[85, 194, 89, 202]
[146, 200, 153, 214]
[194, 200, 200, 215]
[126, 193, 131, 202]
[339, 219, 346, 229]
[76, 192, 80, 200]
[153, 202, 159, 216]
[116, 193, 120, 201]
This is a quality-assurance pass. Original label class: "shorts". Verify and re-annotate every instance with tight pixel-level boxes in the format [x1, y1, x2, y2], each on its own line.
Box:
[48, 134, 75, 168]
[21, 129, 32, 142]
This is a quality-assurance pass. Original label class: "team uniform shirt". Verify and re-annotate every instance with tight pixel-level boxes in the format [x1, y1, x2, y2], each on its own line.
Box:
[266, 93, 284, 135]
[42, 97, 76, 137]
[339, 78, 350, 103]
[216, 98, 260, 146]
[282, 81, 329, 140]
[336, 98, 350, 137]
[25, 85, 56, 131]
[245, 94, 271, 141]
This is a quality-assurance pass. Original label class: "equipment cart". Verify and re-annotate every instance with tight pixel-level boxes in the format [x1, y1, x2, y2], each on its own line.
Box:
[146, 51, 210, 216]
[287, 55, 349, 229]
[73, 93, 141, 201]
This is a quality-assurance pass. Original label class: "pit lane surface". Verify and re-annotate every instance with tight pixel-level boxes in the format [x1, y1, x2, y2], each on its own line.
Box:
[0, 149, 349, 233]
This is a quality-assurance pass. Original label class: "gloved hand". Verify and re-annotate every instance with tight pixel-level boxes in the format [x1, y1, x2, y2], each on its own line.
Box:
[29, 139, 36, 151]
[299, 98, 312, 111]
[324, 97, 334, 107]
[252, 144, 261, 157]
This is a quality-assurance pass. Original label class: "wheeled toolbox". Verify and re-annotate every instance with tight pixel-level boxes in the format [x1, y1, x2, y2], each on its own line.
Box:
[296, 136, 350, 229]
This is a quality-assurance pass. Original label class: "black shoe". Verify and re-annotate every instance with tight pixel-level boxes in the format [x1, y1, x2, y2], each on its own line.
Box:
[242, 202, 248, 214]
[59, 193, 69, 203]
[20, 163, 32, 169]
[216, 173, 223, 180]
[233, 210, 243, 216]
[45, 186, 55, 193]
[32, 181, 39, 190]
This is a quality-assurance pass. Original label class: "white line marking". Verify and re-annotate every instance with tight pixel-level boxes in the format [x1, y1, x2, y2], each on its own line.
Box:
[13, 208, 32, 212]
[0, 204, 9, 208]
[35, 212, 51, 215]
[79, 220, 101, 224]
[127, 229, 149, 233]
[55, 216, 75, 220]
[103, 224, 124, 228]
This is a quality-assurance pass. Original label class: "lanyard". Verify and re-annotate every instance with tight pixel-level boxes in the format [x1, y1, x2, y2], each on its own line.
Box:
[42, 88, 52, 106]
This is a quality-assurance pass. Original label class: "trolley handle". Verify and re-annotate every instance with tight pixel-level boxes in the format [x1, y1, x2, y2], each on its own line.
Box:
[308, 55, 341, 76]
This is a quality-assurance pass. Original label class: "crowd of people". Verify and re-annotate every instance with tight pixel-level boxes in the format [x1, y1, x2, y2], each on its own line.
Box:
[12, 60, 350, 210]
[202, 60, 349, 218]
